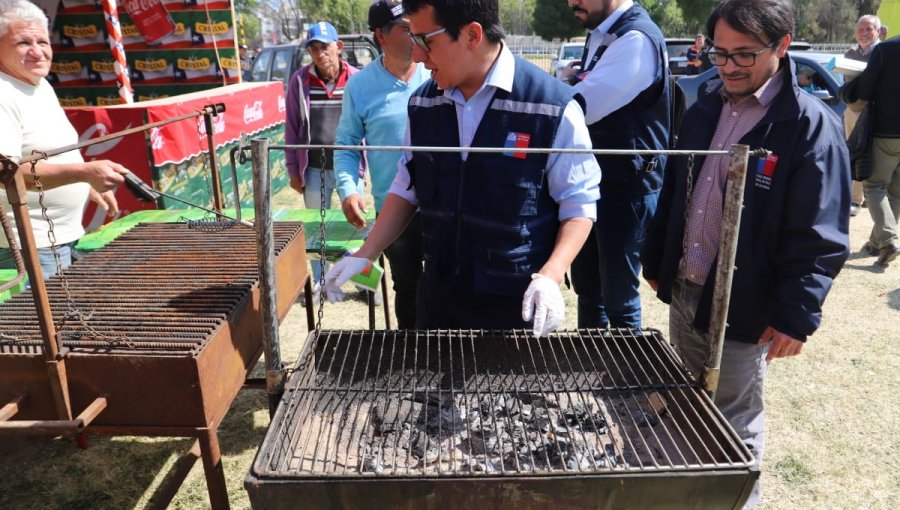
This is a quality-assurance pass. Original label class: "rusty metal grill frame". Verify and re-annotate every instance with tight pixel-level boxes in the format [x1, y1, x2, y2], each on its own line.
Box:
[253, 329, 755, 481]
[0, 222, 303, 356]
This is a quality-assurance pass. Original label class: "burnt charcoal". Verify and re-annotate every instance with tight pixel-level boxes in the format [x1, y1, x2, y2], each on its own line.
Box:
[372, 396, 419, 434]
[559, 403, 595, 427]
[361, 454, 384, 474]
[632, 410, 659, 427]
[411, 431, 440, 464]
[520, 403, 533, 420]
[581, 412, 608, 433]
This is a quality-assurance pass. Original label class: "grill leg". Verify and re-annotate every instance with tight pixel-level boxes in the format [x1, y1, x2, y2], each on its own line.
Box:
[147, 440, 201, 510]
[198, 427, 230, 510]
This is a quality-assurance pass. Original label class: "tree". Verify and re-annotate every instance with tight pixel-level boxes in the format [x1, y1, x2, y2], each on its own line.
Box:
[500, 0, 536, 35]
[531, 0, 585, 40]
[675, 0, 719, 32]
[234, 0, 262, 44]
[295, 0, 370, 34]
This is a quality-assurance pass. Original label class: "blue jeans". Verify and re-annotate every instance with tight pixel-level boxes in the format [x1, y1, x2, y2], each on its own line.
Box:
[570, 191, 658, 328]
[0, 242, 75, 281]
[304, 167, 365, 283]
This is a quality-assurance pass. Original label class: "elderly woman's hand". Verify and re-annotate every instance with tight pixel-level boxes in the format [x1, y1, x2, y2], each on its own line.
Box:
[80, 160, 128, 192]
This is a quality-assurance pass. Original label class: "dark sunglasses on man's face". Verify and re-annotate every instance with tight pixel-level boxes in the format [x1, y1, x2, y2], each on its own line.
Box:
[408, 27, 446, 52]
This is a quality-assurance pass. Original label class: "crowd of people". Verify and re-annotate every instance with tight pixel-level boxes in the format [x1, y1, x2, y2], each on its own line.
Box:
[2, 0, 894, 507]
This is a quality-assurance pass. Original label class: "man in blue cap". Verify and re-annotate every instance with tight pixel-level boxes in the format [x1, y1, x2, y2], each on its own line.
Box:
[285, 21, 365, 301]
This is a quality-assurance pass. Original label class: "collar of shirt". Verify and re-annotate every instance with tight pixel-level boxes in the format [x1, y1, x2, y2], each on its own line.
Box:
[443, 41, 513, 105]
[589, 0, 634, 39]
[719, 66, 784, 108]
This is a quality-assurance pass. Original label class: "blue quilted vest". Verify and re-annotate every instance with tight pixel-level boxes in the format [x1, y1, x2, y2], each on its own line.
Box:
[407, 56, 573, 297]
[581, 3, 670, 195]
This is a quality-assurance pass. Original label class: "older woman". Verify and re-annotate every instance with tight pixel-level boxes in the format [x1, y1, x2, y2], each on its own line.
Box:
[0, 0, 128, 278]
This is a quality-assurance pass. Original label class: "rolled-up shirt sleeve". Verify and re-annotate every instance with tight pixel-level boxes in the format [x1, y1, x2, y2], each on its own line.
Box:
[388, 122, 419, 205]
[548, 100, 601, 221]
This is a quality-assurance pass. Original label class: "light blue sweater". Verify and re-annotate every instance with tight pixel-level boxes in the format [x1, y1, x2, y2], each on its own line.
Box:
[334, 56, 430, 212]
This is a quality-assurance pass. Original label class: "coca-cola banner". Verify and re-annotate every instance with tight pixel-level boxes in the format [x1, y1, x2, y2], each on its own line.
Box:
[143, 81, 284, 166]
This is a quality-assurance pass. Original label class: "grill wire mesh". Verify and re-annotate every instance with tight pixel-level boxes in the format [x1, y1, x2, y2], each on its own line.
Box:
[0, 222, 304, 356]
[256, 329, 754, 478]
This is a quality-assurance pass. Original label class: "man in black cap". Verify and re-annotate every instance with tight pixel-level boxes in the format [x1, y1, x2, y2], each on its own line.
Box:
[331, 0, 431, 325]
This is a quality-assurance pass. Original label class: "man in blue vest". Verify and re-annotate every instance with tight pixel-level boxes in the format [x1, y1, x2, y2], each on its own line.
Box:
[324, 0, 601, 337]
[561, 0, 671, 329]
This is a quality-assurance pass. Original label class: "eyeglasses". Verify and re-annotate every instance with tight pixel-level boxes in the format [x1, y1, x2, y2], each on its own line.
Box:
[706, 39, 779, 67]
[408, 27, 446, 52]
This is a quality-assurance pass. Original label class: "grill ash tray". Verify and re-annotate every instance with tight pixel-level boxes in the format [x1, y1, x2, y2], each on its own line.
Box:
[247, 329, 759, 509]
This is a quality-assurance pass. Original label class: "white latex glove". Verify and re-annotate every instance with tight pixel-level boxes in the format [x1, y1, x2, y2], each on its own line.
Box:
[521, 273, 565, 338]
[323, 255, 371, 303]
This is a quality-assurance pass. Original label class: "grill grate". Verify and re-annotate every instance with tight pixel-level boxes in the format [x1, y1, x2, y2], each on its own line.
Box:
[0, 222, 304, 356]
[255, 329, 755, 478]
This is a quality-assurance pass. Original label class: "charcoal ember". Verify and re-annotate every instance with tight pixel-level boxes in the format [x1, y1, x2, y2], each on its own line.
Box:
[559, 403, 595, 427]
[411, 431, 440, 464]
[361, 454, 384, 474]
[565, 451, 594, 470]
[581, 412, 608, 433]
[632, 409, 659, 427]
[520, 403, 533, 420]
[592, 450, 617, 469]
[518, 393, 558, 409]
[371, 396, 418, 434]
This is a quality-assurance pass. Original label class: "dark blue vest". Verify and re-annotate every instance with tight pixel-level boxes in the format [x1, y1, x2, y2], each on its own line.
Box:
[580, 4, 670, 195]
[407, 56, 573, 297]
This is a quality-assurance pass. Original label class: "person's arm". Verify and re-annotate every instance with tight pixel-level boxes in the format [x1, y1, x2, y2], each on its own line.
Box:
[851, 43, 883, 102]
[334, 81, 368, 228]
[23, 159, 126, 191]
[538, 217, 593, 283]
[285, 69, 309, 193]
[768, 127, 851, 346]
[573, 30, 659, 125]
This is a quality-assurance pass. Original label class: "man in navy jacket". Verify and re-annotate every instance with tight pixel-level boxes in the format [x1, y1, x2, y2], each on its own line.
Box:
[640, 1, 850, 506]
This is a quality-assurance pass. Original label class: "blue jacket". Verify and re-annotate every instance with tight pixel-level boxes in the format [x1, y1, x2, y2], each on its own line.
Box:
[641, 56, 850, 343]
[407, 57, 572, 297]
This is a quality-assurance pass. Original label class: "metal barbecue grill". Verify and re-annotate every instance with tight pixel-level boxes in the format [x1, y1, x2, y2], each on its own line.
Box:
[0, 221, 308, 508]
[246, 328, 758, 509]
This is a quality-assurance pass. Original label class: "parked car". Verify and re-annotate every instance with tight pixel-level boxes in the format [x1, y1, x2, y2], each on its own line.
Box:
[671, 51, 845, 139]
[247, 34, 380, 89]
[551, 42, 585, 80]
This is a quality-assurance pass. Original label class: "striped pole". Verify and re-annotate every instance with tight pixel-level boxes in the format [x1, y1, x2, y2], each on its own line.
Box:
[101, 0, 134, 104]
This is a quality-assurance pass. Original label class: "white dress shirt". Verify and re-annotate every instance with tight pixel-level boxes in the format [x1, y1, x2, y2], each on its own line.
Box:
[574, 0, 661, 125]
[389, 44, 601, 221]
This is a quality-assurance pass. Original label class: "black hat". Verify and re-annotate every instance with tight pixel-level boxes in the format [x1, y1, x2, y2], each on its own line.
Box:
[368, 0, 408, 31]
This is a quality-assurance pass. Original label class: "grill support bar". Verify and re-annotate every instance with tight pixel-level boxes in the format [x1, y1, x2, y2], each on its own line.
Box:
[0, 396, 107, 435]
[705, 145, 751, 396]
[252, 138, 284, 416]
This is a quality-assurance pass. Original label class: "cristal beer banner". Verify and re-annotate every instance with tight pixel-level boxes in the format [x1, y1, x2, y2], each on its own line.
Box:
[51, 0, 239, 105]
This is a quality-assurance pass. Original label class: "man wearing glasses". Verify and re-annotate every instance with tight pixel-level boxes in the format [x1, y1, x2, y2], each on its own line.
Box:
[562, 0, 671, 333]
[641, 1, 849, 506]
[325, 0, 601, 338]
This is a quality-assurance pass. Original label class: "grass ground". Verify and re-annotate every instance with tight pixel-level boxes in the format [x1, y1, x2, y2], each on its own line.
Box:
[0, 186, 897, 509]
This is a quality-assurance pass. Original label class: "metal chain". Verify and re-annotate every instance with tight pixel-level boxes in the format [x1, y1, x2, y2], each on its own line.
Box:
[314, 147, 328, 333]
[28, 159, 133, 348]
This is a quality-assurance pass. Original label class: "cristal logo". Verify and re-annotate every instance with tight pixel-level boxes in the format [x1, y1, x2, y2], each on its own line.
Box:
[78, 122, 133, 157]
[243, 101, 263, 124]
[150, 127, 165, 151]
[197, 113, 226, 136]
[277, 95, 285, 113]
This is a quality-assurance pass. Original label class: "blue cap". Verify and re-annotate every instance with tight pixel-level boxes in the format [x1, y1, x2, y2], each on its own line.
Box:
[306, 21, 339, 44]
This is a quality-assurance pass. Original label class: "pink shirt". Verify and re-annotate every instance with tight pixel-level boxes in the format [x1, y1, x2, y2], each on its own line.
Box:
[680, 70, 784, 284]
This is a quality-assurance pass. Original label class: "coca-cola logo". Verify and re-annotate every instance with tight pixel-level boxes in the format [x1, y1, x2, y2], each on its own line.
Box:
[122, 0, 162, 16]
[243, 101, 263, 124]
[79, 122, 133, 158]
[150, 127, 165, 151]
[277, 94, 285, 113]
[197, 113, 226, 136]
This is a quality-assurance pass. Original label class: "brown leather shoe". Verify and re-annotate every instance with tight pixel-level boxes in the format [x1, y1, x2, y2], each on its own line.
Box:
[876, 244, 899, 267]
[862, 241, 879, 257]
